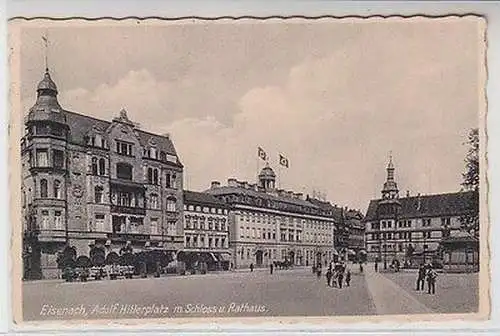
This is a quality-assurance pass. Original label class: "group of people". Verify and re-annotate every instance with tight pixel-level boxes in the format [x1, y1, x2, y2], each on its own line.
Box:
[416, 263, 438, 294]
[313, 262, 352, 288]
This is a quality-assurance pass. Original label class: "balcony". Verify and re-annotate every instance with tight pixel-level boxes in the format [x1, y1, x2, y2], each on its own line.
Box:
[110, 205, 146, 215]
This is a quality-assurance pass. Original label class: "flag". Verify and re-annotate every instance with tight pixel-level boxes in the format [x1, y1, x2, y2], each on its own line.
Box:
[258, 147, 267, 161]
[279, 154, 289, 168]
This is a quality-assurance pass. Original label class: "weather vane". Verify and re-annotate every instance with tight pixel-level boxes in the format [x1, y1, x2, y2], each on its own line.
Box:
[42, 31, 49, 71]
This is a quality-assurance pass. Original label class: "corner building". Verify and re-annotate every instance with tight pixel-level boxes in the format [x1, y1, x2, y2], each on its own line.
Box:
[21, 69, 184, 279]
[182, 191, 231, 269]
[363, 156, 478, 267]
[206, 165, 336, 269]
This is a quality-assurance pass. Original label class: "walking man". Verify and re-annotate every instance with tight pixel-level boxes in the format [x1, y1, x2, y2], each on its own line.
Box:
[416, 264, 426, 291]
[374, 261, 378, 273]
[326, 267, 333, 287]
[427, 268, 438, 294]
[250, 263, 254, 272]
[270, 263, 274, 275]
[337, 269, 344, 289]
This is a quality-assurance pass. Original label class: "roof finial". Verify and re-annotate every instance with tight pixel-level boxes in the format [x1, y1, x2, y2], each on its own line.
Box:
[42, 31, 49, 72]
[388, 150, 394, 169]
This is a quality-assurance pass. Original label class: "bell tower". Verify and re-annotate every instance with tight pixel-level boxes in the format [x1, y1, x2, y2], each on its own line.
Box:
[381, 153, 399, 199]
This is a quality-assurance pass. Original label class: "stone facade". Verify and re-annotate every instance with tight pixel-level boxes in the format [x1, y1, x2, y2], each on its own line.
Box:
[21, 69, 184, 279]
[206, 165, 336, 269]
[182, 191, 231, 264]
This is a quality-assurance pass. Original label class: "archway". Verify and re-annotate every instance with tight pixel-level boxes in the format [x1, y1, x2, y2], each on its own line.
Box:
[256, 250, 263, 266]
[288, 251, 295, 265]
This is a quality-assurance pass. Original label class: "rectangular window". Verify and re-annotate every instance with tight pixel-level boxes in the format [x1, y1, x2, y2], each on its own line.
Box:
[53, 150, 64, 169]
[116, 140, 133, 156]
[150, 194, 159, 209]
[54, 211, 62, 230]
[41, 210, 49, 229]
[36, 149, 49, 167]
[150, 218, 158, 235]
[95, 214, 105, 232]
[240, 226, 244, 238]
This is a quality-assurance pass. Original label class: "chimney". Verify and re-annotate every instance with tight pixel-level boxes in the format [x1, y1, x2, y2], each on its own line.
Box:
[296, 193, 303, 200]
[228, 178, 237, 187]
[211, 181, 221, 189]
[243, 181, 249, 189]
[287, 191, 294, 198]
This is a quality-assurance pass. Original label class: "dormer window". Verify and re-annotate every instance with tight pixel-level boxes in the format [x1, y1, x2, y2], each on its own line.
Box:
[150, 147, 158, 159]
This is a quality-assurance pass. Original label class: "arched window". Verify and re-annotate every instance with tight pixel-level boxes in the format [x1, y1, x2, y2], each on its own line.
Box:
[40, 179, 48, 198]
[91, 157, 98, 175]
[150, 147, 157, 159]
[147, 168, 153, 184]
[116, 162, 133, 180]
[53, 180, 61, 199]
[160, 151, 166, 162]
[95, 186, 104, 203]
[166, 197, 177, 212]
[98, 158, 106, 176]
[171, 174, 177, 189]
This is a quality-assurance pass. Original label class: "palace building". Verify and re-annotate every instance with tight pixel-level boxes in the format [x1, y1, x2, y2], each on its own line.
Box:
[205, 164, 336, 269]
[181, 191, 231, 270]
[363, 156, 478, 269]
[21, 69, 184, 279]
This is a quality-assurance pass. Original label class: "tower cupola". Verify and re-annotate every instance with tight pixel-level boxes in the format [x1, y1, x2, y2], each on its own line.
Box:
[258, 163, 276, 190]
[26, 68, 66, 124]
[381, 153, 399, 199]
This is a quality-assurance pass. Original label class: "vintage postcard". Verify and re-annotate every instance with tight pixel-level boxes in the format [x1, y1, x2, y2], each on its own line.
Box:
[8, 16, 488, 326]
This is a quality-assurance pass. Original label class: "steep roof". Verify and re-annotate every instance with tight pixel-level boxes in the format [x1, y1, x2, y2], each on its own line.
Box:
[64, 110, 178, 156]
[363, 191, 477, 222]
[184, 190, 227, 208]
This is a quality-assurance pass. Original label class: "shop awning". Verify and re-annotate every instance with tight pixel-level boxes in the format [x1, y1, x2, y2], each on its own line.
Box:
[217, 253, 232, 262]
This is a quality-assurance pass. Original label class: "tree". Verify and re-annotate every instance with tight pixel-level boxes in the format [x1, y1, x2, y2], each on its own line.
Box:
[462, 128, 479, 191]
[460, 128, 479, 238]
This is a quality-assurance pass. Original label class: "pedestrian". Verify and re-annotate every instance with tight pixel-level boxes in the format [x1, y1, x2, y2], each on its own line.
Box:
[427, 268, 438, 294]
[359, 262, 363, 274]
[270, 263, 274, 275]
[416, 264, 426, 291]
[337, 270, 344, 289]
[326, 267, 332, 287]
[316, 265, 322, 279]
[250, 263, 254, 272]
[345, 269, 351, 287]
[374, 262, 378, 272]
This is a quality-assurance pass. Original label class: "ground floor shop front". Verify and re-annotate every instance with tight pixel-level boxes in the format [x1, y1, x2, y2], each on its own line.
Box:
[230, 242, 334, 269]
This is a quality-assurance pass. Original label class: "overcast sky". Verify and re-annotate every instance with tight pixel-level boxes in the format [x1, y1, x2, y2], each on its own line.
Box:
[18, 18, 483, 211]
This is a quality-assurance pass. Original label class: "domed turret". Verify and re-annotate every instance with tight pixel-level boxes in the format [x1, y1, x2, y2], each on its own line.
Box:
[258, 163, 276, 190]
[27, 68, 66, 124]
[37, 68, 58, 93]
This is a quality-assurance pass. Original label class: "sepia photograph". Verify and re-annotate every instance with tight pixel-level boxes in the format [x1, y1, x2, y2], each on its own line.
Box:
[8, 16, 488, 324]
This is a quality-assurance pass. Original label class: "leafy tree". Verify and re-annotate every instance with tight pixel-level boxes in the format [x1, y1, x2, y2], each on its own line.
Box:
[460, 128, 479, 238]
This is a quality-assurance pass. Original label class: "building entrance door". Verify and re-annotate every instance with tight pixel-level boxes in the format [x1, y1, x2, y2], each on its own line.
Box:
[256, 250, 263, 266]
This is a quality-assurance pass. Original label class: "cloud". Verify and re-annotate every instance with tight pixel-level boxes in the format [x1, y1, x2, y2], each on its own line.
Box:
[20, 20, 479, 212]
[165, 33, 478, 211]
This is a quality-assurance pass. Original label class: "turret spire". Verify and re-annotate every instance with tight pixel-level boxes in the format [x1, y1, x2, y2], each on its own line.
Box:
[381, 151, 399, 199]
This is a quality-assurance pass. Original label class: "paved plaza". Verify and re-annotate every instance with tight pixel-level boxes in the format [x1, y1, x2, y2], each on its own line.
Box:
[22, 264, 478, 321]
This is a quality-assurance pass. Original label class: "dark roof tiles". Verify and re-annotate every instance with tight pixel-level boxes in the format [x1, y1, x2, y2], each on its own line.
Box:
[184, 190, 227, 207]
[364, 191, 477, 222]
